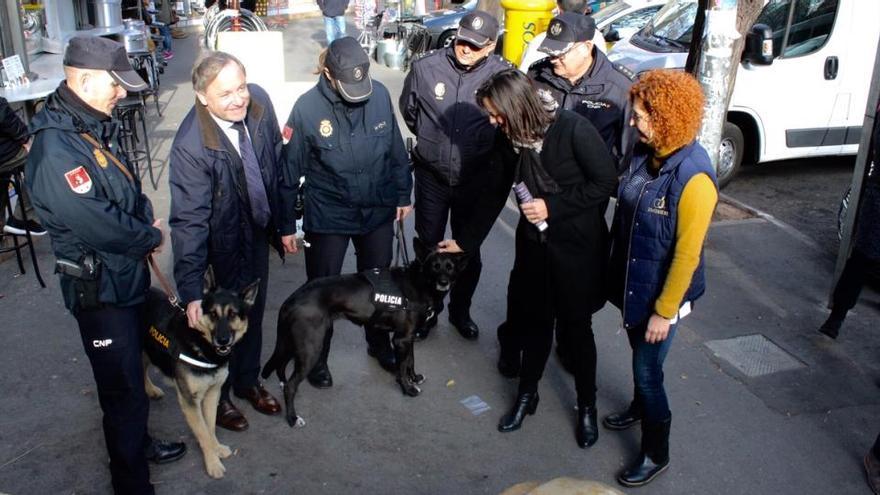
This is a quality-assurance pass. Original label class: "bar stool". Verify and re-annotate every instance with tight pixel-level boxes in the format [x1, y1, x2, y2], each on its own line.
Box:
[128, 51, 162, 116]
[0, 155, 46, 288]
[114, 95, 157, 190]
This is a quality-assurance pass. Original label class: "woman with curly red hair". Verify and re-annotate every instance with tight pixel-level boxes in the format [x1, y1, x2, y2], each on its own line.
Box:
[604, 69, 718, 487]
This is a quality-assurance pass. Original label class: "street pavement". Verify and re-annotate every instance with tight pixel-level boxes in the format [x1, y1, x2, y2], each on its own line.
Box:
[0, 17, 877, 495]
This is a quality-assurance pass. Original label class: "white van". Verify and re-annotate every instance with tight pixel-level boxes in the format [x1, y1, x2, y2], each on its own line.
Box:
[607, 0, 880, 187]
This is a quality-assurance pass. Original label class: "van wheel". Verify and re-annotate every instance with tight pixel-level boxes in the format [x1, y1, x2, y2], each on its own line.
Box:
[438, 30, 456, 49]
[718, 122, 744, 188]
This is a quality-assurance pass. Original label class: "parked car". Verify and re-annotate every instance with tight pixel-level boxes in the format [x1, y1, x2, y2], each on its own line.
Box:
[607, 0, 879, 188]
[593, 0, 666, 49]
[420, 0, 479, 49]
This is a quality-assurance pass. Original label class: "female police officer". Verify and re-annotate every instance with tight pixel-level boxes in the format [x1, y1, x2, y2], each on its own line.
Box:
[281, 36, 413, 388]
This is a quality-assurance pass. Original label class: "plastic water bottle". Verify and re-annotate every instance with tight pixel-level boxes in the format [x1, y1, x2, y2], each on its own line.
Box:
[513, 182, 548, 232]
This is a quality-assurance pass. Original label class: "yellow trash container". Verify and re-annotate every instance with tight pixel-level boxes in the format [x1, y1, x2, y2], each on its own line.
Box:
[500, 0, 557, 65]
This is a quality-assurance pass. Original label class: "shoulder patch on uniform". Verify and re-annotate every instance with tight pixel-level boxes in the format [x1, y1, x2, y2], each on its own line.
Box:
[282, 124, 294, 142]
[613, 62, 636, 81]
[64, 166, 93, 194]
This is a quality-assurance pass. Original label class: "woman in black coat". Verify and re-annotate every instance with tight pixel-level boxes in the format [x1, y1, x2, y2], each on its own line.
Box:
[440, 69, 618, 445]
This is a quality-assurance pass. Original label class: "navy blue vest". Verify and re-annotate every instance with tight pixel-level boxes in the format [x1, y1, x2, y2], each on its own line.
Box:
[617, 141, 717, 329]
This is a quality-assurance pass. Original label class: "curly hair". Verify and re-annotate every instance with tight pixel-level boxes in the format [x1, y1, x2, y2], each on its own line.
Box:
[630, 70, 705, 152]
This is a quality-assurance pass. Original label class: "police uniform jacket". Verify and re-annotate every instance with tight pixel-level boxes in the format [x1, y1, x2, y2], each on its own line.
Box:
[400, 47, 512, 186]
[170, 84, 294, 305]
[26, 82, 161, 312]
[283, 76, 412, 235]
[528, 47, 635, 171]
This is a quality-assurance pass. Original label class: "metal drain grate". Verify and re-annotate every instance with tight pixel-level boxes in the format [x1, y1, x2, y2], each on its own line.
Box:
[705, 334, 805, 377]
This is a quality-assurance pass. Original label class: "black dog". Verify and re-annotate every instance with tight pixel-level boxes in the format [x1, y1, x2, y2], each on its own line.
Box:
[143, 267, 259, 479]
[261, 237, 467, 428]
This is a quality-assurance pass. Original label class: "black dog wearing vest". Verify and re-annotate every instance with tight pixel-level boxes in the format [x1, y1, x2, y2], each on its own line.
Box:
[261, 237, 467, 428]
[142, 267, 259, 479]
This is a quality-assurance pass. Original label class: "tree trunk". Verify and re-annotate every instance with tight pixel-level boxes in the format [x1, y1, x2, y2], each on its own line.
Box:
[476, 0, 502, 20]
[687, 0, 764, 97]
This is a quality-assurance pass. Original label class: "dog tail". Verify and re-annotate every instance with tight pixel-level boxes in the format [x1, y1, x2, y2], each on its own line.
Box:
[261, 352, 278, 380]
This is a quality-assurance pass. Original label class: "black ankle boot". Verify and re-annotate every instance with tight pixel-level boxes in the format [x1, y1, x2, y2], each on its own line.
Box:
[498, 392, 539, 432]
[819, 314, 844, 339]
[575, 405, 598, 448]
[603, 402, 642, 431]
[618, 418, 671, 487]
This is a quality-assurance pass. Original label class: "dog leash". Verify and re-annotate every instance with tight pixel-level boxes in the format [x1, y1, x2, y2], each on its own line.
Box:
[148, 255, 187, 314]
[394, 218, 410, 268]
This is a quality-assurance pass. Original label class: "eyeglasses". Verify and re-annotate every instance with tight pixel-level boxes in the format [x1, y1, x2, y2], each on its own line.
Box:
[632, 111, 650, 124]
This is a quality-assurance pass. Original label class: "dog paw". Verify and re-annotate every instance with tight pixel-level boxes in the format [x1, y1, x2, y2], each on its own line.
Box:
[286, 414, 306, 428]
[205, 456, 226, 479]
[411, 373, 426, 385]
[215, 443, 232, 459]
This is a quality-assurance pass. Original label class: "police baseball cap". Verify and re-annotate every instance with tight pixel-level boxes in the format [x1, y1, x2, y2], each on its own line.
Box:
[63, 36, 148, 92]
[457, 11, 499, 48]
[326, 36, 372, 103]
[538, 12, 596, 57]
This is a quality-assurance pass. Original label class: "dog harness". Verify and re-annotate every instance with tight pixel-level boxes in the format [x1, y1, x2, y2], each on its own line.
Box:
[148, 325, 218, 369]
[360, 268, 408, 311]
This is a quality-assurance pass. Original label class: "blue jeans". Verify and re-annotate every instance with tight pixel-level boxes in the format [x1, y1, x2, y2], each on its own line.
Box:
[323, 15, 346, 45]
[626, 319, 678, 424]
[155, 23, 172, 52]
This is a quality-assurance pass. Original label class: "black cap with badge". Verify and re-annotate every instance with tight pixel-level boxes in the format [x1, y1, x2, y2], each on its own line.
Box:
[63, 36, 148, 92]
[538, 12, 596, 57]
[456, 10, 499, 48]
[326, 36, 372, 103]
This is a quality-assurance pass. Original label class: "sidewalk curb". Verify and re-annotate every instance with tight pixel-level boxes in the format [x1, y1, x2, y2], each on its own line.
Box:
[719, 192, 822, 251]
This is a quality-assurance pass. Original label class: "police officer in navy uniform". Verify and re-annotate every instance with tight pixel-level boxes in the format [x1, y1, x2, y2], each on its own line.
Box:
[399, 10, 511, 341]
[507, 11, 636, 373]
[26, 36, 185, 495]
[283, 37, 413, 387]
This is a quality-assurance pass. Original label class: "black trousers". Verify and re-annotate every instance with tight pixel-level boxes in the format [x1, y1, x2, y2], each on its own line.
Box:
[830, 250, 878, 319]
[304, 221, 395, 361]
[75, 304, 154, 495]
[414, 167, 483, 318]
[220, 225, 270, 400]
[505, 225, 598, 407]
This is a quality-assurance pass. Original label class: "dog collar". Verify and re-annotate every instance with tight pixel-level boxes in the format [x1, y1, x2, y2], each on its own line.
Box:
[178, 353, 218, 369]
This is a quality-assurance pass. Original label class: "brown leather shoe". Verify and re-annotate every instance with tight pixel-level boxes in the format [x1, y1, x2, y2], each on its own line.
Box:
[217, 399, 249, 432]
[234, 383, 281, 415]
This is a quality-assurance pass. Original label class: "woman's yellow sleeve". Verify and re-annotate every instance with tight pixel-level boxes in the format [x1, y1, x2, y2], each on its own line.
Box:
[654, 173, 718, 318]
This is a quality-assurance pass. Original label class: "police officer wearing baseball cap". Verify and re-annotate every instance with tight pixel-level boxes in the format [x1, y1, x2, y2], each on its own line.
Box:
[400, 10, 512, 342]
[283, 37, 413, 387]
[508, 9, 636, 382]
[26, 36, 185, 494]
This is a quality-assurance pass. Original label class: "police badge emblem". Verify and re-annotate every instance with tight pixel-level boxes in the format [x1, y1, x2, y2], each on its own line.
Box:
[472, 16, 483, 30]
[353, 67, 364, 81]
[434, 82, 446, 100]
[319, 119, 333, 137]
[550, 22, 563, 37]
[92, 148, 108, 168]
[64, 166, 93, 194]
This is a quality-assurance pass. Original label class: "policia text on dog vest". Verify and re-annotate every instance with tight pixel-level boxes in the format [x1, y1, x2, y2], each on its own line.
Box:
[360, 268, 408, 311]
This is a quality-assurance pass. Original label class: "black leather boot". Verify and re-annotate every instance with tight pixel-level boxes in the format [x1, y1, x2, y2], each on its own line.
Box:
[603, 401, 642, 430]
[307, 327, 334, 388]
[575, 405, 599, 448]
[145, 439, 187, 464]
[819, 314, 844, 339]
[618, 418, 671, 487]
[497, 392, 539, 432]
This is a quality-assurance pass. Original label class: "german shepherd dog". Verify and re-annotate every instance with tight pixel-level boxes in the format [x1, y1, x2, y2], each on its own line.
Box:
[142, 268, 259, 479]
[261, 237, 467, 428]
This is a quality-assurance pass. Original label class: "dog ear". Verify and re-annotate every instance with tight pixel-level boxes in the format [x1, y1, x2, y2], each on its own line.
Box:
[203, 265, 217, 295]
[241, 279, 260, 309]
[413, 236, 429, 262]
[453, 252, 470, 272]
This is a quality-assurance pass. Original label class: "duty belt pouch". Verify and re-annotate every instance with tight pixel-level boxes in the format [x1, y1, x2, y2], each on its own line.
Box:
[57, 254, 102, 311]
